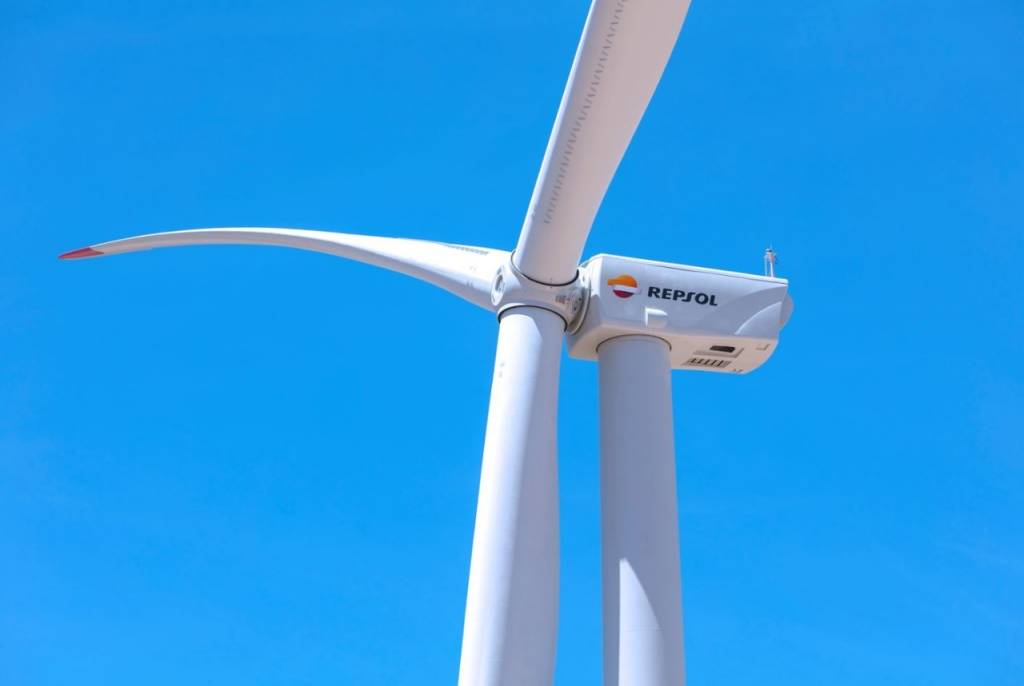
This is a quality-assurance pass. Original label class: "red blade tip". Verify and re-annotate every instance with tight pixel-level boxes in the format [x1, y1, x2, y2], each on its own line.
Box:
[59, 247, 103, 260]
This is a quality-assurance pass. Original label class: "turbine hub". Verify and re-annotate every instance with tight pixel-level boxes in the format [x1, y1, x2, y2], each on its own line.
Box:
[490, 258, 589, 332]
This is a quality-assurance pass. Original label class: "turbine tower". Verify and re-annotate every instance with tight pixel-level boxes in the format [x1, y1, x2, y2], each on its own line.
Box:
[61, 1, 793, 684]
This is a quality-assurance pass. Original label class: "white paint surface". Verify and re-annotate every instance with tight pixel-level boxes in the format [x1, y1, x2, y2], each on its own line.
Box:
[599, 335, 685, 686]
[81, 227, 506, 311]
[459, 307, 564, 686]
[515, 0, 692, 285]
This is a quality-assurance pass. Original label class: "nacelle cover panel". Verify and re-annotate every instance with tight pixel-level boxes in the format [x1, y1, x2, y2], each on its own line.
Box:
[568, 254, 791, 373]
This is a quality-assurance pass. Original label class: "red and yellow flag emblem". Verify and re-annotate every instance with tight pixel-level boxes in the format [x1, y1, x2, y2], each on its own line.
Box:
[607, 274, 638, 299]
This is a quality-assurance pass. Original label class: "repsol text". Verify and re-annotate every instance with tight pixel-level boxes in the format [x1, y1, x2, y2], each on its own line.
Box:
[647, 286, 718, 306]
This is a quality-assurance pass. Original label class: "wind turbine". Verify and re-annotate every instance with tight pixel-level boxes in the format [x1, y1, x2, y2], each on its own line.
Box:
[60, 1, 792, 684]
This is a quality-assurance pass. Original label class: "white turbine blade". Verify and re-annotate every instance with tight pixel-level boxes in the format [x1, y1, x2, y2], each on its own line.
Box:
[515, 0, 692, 285]
[459, 308, 563, 685]
[599, 336, 684, 686]
[59, 227, 506, 310]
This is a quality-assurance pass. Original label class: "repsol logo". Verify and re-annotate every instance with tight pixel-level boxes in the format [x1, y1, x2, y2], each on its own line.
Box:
[648, 286, 719, 306]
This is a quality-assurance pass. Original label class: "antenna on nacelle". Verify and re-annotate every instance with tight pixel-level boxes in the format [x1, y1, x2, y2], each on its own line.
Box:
[764, 246, 778, 278]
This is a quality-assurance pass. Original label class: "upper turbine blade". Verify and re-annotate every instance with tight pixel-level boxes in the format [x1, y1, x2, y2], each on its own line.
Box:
[514, 0, 692, 285]
[60, 228, 506, 311]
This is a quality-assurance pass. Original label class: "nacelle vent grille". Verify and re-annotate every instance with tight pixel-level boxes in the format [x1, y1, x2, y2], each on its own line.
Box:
[685, 356, 732, 369]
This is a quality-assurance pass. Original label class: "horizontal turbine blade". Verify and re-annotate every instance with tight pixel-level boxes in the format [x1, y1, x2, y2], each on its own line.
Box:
[60, 228, 507, 310]
[515, 0, 692, 285]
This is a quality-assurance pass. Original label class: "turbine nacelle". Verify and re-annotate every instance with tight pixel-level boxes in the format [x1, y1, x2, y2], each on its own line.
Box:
[568, 254, 792, 374]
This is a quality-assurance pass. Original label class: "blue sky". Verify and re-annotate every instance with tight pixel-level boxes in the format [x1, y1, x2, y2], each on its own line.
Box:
[2, 0, 1022, 683]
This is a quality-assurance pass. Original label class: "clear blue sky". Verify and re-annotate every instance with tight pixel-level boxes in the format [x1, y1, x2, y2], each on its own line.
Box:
[3, 1, 1022, 683]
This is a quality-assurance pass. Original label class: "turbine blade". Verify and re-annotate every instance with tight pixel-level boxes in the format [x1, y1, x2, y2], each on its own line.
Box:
[59, 247, 104, 259]
[458, 308, 563, 685]
[59, 228, 506, 311]
[515, 0, 693, 285]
